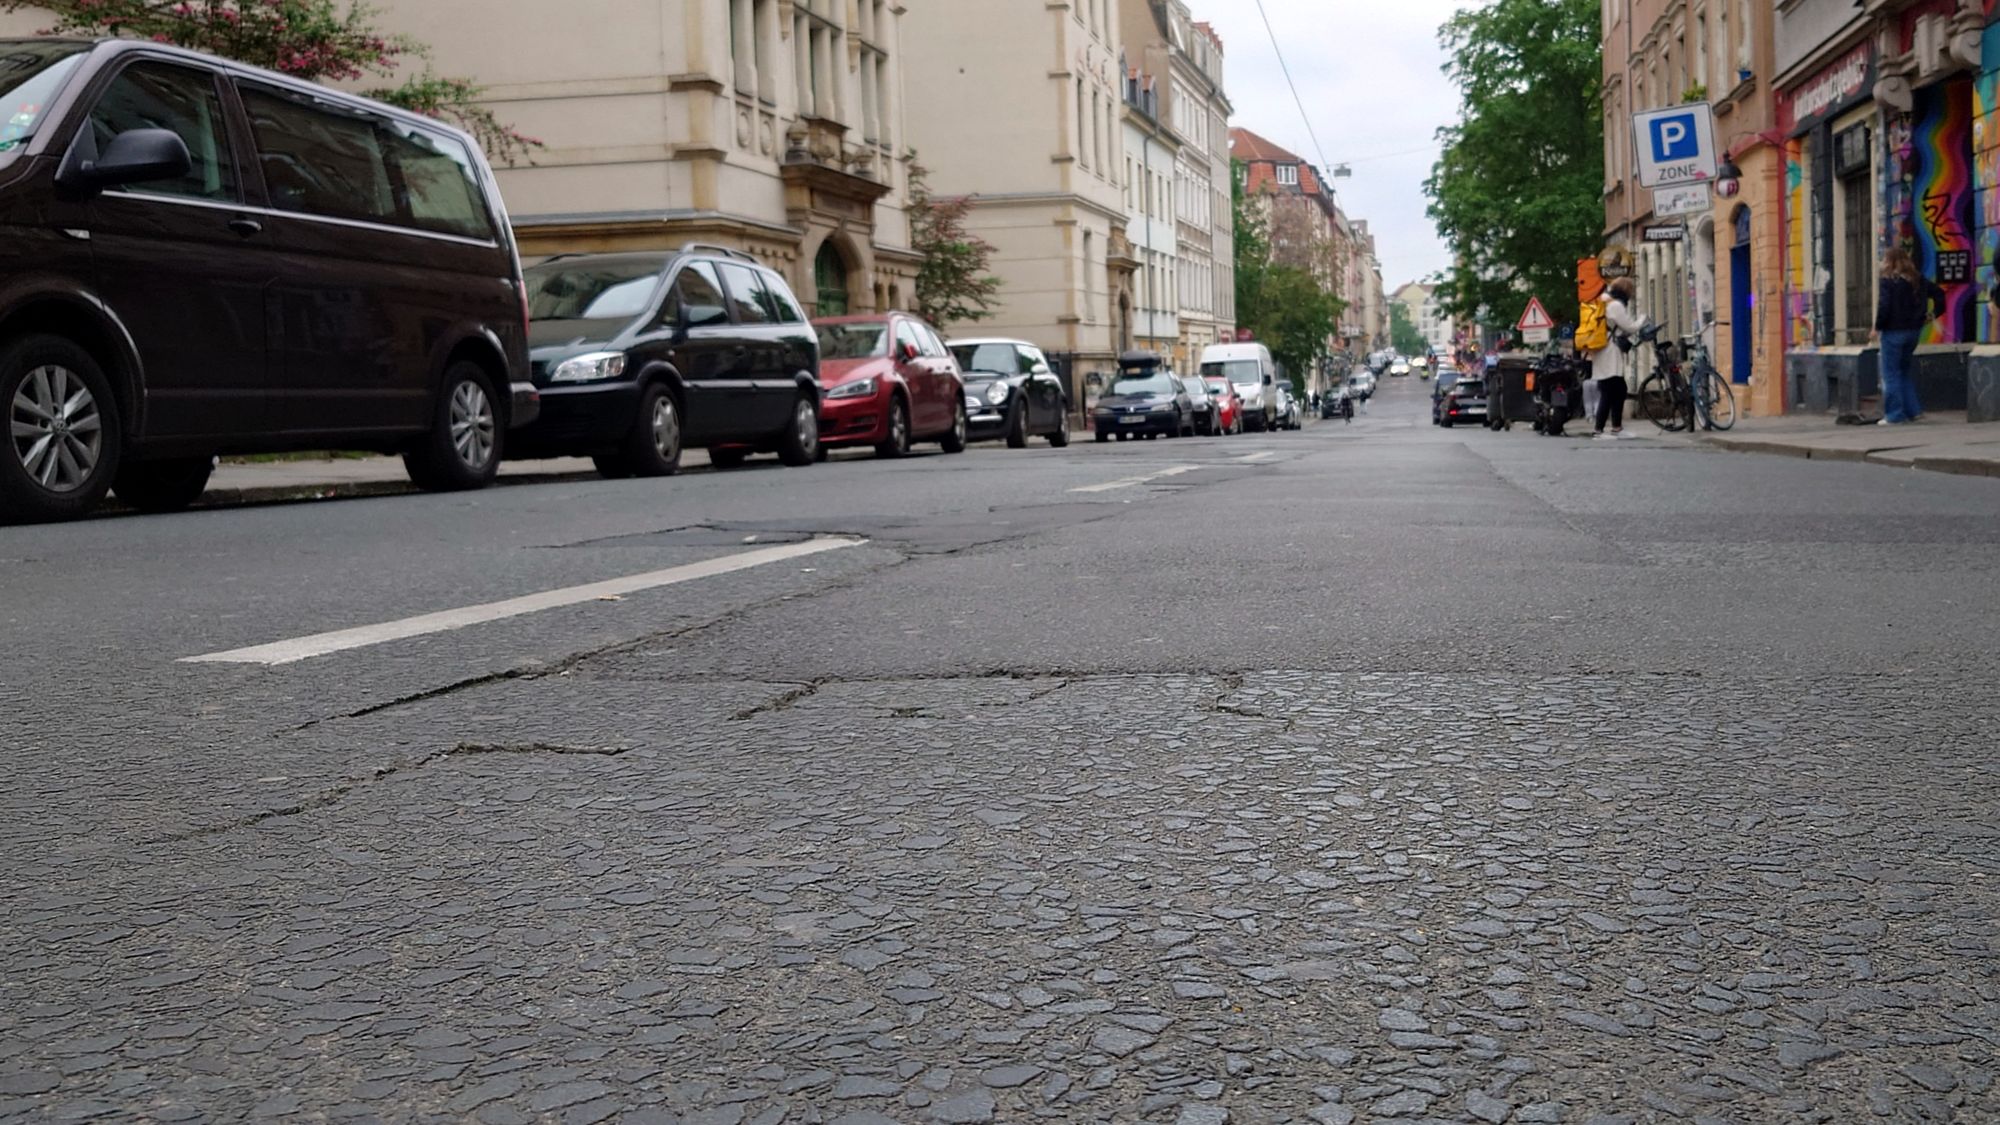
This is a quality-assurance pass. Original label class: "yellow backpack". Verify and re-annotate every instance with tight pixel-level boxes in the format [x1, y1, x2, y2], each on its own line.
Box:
[1575, 299, 1610, 354]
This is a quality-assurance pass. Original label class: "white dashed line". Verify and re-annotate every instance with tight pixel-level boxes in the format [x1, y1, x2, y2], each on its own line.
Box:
[1069, 465, 1203, 494]
[183, 537, 867, 666]
[1236, 451, 1277, 463]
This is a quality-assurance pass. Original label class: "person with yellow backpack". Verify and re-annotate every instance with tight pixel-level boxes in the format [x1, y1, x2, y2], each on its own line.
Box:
[1575, 278, 1642, 438]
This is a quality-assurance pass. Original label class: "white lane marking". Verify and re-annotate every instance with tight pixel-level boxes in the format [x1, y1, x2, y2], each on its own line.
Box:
[1069, 465, 1202, 494]
[1236, 451, 1277, 463]
[183, 537, 866, 666]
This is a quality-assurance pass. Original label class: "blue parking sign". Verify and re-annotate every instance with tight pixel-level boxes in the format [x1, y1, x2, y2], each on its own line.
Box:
[1632, 103, 1716, 188]
[1649, 113, 1699, 161]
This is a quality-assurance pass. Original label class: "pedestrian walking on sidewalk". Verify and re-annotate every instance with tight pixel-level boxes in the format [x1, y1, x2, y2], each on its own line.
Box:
[1871, 246, 1944, 425]
[1591, 278, 1643, 439]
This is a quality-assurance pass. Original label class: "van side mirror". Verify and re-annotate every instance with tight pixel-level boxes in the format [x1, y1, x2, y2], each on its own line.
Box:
[58, 128, 191, 194]
[1263, 374, 1274, 386]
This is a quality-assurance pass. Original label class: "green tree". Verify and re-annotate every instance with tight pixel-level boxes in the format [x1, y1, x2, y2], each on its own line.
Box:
[1423, 0, 1601, 329]
[907, 158, 1002, 327]
[5, 0, 537, 162]
[1390, 301, 1428, 357]
[1233, 163, 1344, 388]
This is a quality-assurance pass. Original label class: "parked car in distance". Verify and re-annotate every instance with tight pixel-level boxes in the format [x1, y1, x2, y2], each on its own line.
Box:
[1199, 342, 1277, 432]
[815, 313, 966, 458]
[1347, 371, 1378, 401]
[947, 337, 1070, 448]
[0, 38, 535, 522]
[1389, 359, 1412, 377]
[1093, 353, 1192, 441]
[1440, 376, 1489, 428]
[1203, 375, 1244, 435]
[1177, 373, 1220, 435]
[512, 247, 819, 474]
[1274, 384, 1301, 430]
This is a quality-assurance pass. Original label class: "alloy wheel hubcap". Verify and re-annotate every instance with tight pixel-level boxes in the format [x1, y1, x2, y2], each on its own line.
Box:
[653, 395, 680, 460]
[797, 401, 817, 448]
[11, 364, 102, 494]
[450, 381, 495, 468]
[894, 405, 908, 449]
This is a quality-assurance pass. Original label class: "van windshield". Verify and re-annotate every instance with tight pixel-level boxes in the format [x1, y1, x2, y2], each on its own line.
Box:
[1202, 360, 1262, 385]
[0, 42, 90, 164]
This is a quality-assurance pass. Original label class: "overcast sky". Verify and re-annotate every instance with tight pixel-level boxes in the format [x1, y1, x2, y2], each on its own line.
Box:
[1196, 0, 1465, 291]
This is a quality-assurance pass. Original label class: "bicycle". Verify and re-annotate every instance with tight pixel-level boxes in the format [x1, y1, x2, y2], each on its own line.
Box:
[1636, 326, 1737, 432]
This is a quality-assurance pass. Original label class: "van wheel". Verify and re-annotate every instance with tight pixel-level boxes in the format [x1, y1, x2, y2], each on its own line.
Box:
[940, 401, 968, 453]
[0, 334, 122, 523]
[113, 456, 214, 514]
[777, 394, 819, 467]
[610, 383, 683, 477]
[405, 361, 501, 491]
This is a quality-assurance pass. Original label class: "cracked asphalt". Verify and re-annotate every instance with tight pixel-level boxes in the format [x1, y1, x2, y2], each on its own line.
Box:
[4, 377, 1999, 1124]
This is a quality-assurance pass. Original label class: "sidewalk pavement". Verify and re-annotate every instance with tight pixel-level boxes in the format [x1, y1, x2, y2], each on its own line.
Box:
[202, 454, 637, 506]
[1693, 411, 2000, 478]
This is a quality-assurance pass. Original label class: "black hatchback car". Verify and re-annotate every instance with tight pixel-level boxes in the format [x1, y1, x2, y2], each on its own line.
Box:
[1091, 352, 1195, 441]
[510, 248, 822, 475]
[0, 39, 538, 522]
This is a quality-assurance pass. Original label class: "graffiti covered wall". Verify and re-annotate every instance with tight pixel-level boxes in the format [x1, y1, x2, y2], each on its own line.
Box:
[1784, 137, 1811, 348]
[1889, 79, 1976, 343]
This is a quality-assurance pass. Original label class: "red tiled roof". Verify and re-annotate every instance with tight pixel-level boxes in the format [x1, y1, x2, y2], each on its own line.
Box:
[1229, 127, 1304, 164]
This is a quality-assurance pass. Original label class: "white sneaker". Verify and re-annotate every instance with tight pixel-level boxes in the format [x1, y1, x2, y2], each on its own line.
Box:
[1617, 429, 1638, 439]
[1593, 431, 1612, 440]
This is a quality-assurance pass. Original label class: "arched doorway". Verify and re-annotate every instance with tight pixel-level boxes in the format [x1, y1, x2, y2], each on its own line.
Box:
[814, 241, 850, 317]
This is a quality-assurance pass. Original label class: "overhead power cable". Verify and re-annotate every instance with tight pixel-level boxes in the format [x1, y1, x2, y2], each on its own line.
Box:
[1251, 0, 1332, 174]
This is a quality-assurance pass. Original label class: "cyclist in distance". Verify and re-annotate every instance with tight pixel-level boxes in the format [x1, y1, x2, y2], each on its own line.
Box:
[1592, 277, 1645, 439]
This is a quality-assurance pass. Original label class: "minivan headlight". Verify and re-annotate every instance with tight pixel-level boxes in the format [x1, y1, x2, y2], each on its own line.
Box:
[550, 352, 627, 384]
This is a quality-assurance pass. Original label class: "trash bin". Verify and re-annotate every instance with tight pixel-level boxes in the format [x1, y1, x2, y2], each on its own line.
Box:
[1486, 352, 1540, 430]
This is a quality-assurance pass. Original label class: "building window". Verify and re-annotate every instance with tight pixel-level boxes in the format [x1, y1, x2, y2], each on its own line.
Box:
[815, 241, 849, 316]
[794, 0, 844, 122]
[1076, 80, 1086, 168]
[1276, 164, 1299, 187]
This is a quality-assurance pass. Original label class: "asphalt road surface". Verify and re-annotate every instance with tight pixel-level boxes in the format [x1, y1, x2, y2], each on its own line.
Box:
[4, 374, 1998, 1124]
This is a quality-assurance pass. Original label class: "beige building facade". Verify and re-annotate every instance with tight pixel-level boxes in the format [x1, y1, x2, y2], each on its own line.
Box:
[1131, 3, 1234, 368]
[371, 0, 919, 316]
[903, 0, 1129, 394]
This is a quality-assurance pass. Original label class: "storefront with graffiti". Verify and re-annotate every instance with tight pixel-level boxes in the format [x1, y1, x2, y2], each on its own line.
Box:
[1781, 0, 1992, 415]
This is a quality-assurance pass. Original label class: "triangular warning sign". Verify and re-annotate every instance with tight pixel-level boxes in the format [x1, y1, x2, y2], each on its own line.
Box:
[1517, 297, 1555, 332]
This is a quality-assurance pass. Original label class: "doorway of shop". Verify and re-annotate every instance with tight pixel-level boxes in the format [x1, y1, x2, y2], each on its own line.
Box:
[1730, 206, 1752, 385]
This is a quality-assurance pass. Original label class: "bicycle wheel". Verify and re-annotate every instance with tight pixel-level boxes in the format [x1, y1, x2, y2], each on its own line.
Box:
[1637, 374, 1687, 432]
[1701, 369, 1738, 430]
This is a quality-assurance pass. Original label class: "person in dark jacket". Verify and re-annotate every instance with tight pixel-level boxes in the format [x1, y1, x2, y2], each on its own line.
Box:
[1871, 246, 1944, 425]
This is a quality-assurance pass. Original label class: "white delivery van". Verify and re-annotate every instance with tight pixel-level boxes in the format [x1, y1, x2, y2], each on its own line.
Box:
[1199, 342, 1278, 431]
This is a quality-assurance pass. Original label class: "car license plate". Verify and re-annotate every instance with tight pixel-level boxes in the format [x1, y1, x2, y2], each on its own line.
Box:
[1121, 416, 1145, 425]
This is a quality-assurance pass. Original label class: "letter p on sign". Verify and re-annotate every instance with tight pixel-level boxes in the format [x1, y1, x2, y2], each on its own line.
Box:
[1651, 114, 1697, 161]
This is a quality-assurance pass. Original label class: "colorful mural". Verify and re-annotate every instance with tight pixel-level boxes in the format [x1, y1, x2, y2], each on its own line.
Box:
[1784, 138, 1811, 348]
[1892, 81, 1976, 343]
[1978, 24, 2000, 342]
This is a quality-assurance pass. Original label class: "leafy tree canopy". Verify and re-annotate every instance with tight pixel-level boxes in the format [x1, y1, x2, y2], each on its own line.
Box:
[907, 158, 1002, 328]
[1423, 0, 1601, 330]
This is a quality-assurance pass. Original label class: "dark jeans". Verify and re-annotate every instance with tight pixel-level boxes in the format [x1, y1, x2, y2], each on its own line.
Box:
[1595, 375, 1628, 432]
[1878, 328, 1923, 422]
